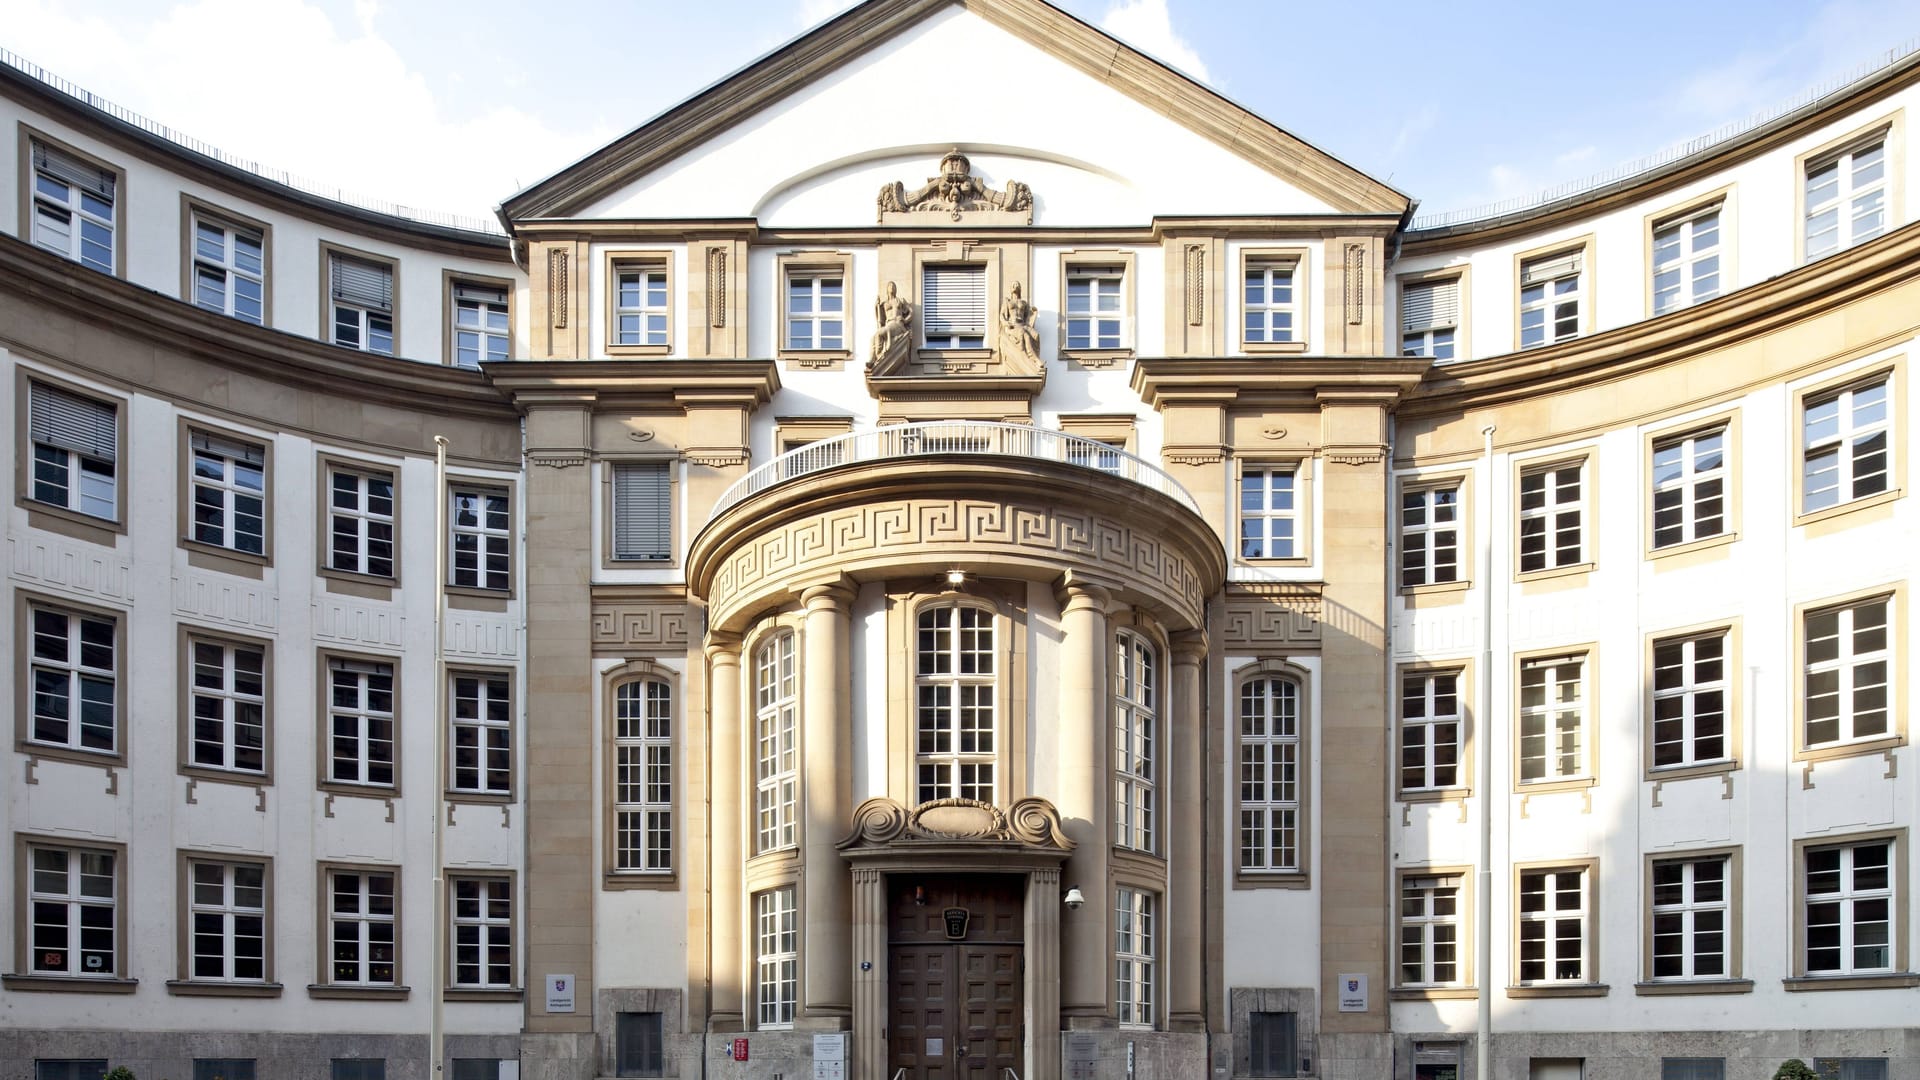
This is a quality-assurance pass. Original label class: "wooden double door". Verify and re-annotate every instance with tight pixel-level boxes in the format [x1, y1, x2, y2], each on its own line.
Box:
[887, 875, 1024, 1080]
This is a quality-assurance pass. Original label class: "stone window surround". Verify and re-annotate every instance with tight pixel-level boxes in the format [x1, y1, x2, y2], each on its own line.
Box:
[1790, 582, 1907, 765]
[1395, 468, 1472, 597]
[180, 193, 274, 327]
[1636, 845, 1752, 995]
[315, 452, 403, 596]
[1511, 234, 1595, 352]
[5, 833, 134, 993]
[17, 124, 128, 280]
[444, 869, 522, 1000]
[1642, 408, 1742, 562]
[1641, 185, 1734, 319]
[776, 249, 854, 368]
[885, 581, 1030, 808]
[15, 589, 129, 768]
[1236, 245, 1310, 355]
[1397, 264, 1470, 360]
[745, 615, 804, 860]
[1511, 644, 1600, 796]
[1391, 863, 1477, 998]
[446, 664, 517, 804]
[1786, 828, 1913, 990]
[1641, 618, 1743, 782]
[1790, 357, 1905, 530]
[176, 414, 275, 576]
[603, 248, 676, 357]
[169, 849, 280, 997]
[1231, 656, 1313, 890]
[1792, 111, 1903, 266]
[1057, 247, 1137, 368]
[177, 622, 276, 788]
[442, 268, 517, 369]
[600, 455, 681, 572]
[1510, 447, 1596, 585]
[310, 860, 409, 1000]
[446, 473, 519, 602]
[318, 239, 401, 355]
[1507, 856, 1607, 998]
[1395, 660, 1474, 803]
[1232, 453, 1316, 568]
[314, 647, 403, 799]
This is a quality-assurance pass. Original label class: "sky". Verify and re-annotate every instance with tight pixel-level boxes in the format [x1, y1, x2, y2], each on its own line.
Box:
[6, 0, 1920, 225]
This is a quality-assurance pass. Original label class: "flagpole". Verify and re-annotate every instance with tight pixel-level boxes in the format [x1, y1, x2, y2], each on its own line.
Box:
[431, 435, 450, 1080]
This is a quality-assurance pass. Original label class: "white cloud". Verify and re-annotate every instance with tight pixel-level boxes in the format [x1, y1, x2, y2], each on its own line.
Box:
[795, 0, 853, 28]
[1099, 0, 1212, 84]
[1671, 0, 1920, 127]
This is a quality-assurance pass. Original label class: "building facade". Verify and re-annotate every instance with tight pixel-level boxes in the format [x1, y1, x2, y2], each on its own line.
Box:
[1, 3, 1916, 1080]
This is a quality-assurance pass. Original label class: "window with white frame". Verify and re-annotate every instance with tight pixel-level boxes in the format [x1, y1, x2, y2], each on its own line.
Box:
[452, 282, 509, 368]
[614, 264, 669, 347]
[190, 432, 267, 555]
[1519, 656, 1586, 784]
[755, 887, 798, 1028]
[1652, 207, 1722, 315]
[1804, 596, 1891, 749]
[784, 270, 845, 351]
[1399, 874, 1464, 986]
[915, 604, 997, 803]
[328, 466, 395, 578]
[1240, 465, 1298, 559]
[187, 858, 267, 982]
[26, 842, 118, 977]
[450, 672, 511, 796]
[26, 380, 118, 521]
[1518, 461, 1584, 573]
[328, 867, 397, 985]
[329, 254, 395, 355]
[1517, 866, 1589, 983]
[1114, 631, 1157, 851]
[188, 638, 266, 775]
[1400, 671, 1462, 793]
[1115, 887, 1157, 1027]
[30, 141, 116, 273]
[754, 633, 798, 853]
[614, 679, 673, 873]
[1804, 839, 1893, 975]
[1065, 264, 1125, 350]
[29, 603, 117, 755]
[1652, 632, 1729, 770]
[449, 485, 510, 591]
[1243, 259, 1297, 345]
[1652, 427, 1727, 548]
[1400, 484, 1460, 587]
[450, 876, 513, 988]
[1401, 277, 1459, 359]
[922, 264, 987, 348]
[1651, 855, 1728, 980]
[1238, 675, 1301, 874]
[1805, 136, 1887, 262]
[1518, 251, 1582, 349]
[611, 462, 672, 562]
[1802, 376, 1890, 514]
[327, 657, 395, 788]
[193, 216, 265, 324]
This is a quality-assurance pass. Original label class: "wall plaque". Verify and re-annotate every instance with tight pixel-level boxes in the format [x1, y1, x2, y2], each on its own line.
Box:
[943, 906, 971, 940]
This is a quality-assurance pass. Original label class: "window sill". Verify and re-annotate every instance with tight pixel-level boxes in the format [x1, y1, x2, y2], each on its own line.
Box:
[604, 871, 680, 891]
[1231, 871, 1310, 891]
[318, 781, 400, 801]
[1400, 578, 1470, 598]
[321, 568, 397, 599]
[181, 765, 272, 788]
[307, 983, 412, 1000]
[1646, 531, 1737, 564]
[1060, 348, 1133, 370]
[1505, 983, 1608, 999]
[448, 790, 515, 806]
[1782, 973, 1919, 992]
[1399, 787, 1471, 804]
[166, 980, 284, 997]
[1644, 761, 1738, 784]
[1794, 487, 1903, 530]
[915, 347, 993, 363]
[607, 344, 673, 358]
[22, 502, 124, 545]
[447, 586, 512, 609]
[1795, 735, 1906, 765]
[1241, 341, 1309, 355]
[184, 541, 270, 578]
[1390, 986, 1479, 1000]
[1634, 979, 1753, 996]
[1515, 561, 1594, 586]
[445, 987, 524, 1002]
[2, 974, 137, 993]
[1514, 776, 1596, 796]
[779, 349, 851, 370]
[20, 744, 125, 770]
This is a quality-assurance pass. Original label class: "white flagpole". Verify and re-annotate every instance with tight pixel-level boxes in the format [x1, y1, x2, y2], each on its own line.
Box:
[431, 435, 450, 1080]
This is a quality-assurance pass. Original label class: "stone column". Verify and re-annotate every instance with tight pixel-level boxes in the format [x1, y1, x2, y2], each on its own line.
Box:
[1168, 631, 1207, 1030]
[1056, 580, 1111, 1023]
[1024, 865, 1063, 1080]
[802, 581, 855, 1025]
[850, 866, 887, 1080]
[706, 637, 745, 1029]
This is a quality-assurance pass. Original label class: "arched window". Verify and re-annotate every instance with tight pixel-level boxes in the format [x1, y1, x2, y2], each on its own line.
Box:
[1114, 630, 1157, 851]
[753, 632, 797, 853]
[915, 603, 996, 803]
[612, 678, 672, 873]
[1239, 674, 1302, 873]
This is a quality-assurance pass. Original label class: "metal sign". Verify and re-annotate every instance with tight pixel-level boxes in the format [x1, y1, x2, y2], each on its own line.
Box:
[1337, 973, 1369, 1012]
[942, 906, 971, 939]
[544, 974, 575, 1013]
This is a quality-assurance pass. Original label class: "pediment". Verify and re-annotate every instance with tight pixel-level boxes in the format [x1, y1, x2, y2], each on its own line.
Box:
[838, 796, 1075, 854]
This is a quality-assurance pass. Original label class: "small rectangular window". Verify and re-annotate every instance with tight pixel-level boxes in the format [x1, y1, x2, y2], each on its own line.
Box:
[1401, 277, 1459, 359]
[193, 216, 266, 324]
[1651, 427, 1727, 548]
[1243, 259, 1297, 345]
[330, 254, 396, 355]
[31, 140, 116, 273]
[1239, 466, 1298, 559]
[328, 466, 396, 578]
[27, 380, 119, 521]
[1065, 264, 1126, 350]
[449, 485, 511, 590]
[1659, 1061, 1724, 1080]
[1804, 136, 1887, 262]
[1802, 376, 1890, 514]
[189, 432, 268, 555]
[1400, 483, 1461, 587]
[616, 1011, 666, 1076]
[612, 462, 673, 562]
[1812, 1060, 1889, 1080]
[452, 282, 509, 368]
[1651, 632, 1730, 770]
[1248, 1010, 1298, 1076]
[1652, 207, 1721, 315]
[331, 1062, 386, 1080]
[449, 1061, 499, 1080]
[614, 264, 670, 347]
[1519, 251, 1582, 349]
[1518, 461, 1584, 573]
[35, 1063, 108, 1080]
[784, 271, 845, 351]
[922, 264, 987, 348]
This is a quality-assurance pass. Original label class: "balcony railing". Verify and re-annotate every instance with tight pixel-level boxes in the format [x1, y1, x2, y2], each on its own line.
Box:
[708, 421, 1200, 520]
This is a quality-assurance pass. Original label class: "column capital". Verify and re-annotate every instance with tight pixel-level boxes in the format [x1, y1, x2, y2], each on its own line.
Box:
[704, 633, 743, 664]
[1056, 578, 1112, 614]
[1170, 629, 1208, 664]
[799, 577, 857, 612]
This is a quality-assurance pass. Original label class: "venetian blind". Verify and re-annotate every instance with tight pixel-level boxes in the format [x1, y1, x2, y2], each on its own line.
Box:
[612, 462, 672, 561]
[28, 382, 117, 459]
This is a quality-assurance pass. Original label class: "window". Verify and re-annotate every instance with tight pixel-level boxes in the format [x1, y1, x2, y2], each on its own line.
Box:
[1812, 1060, 1890, 1080]
[613, 263, 669, 348]
[1114, 630, 1157, 851]
[1803, 838, 1894, 975]
[1399, 874, 1464, 986]
[915, 604, 997, 803]
[328, 466, 396, 578]
[1400, 671, 1463, 794]
[450, 672, 511, 797]
[1065, 264, 1125, 351]
[784, 270, 845, 351]
[188, 432, 267, 556]
[1401, 277, 1459, 359]
[1519, 656, 1587, 785]
[613, 679, 673, 874]
[1517, 866, 1590, 984]
[1248, 1011, 1298, 1077]
[1804, 136, 1887, 262]
[186, 857, 268, 982]
[25, 842, 119, 977]
[1660, 1062, 1724, 1080]
[922, 264, 987, 348]
[1240, 465, 1298, 559]
[1067, 440, 1123, 474]
[753, 633, 798, 853]
[1651, 632, 1730, 771]
[1652, 207, 1721, 315]
[1518, 250, 1583, 349]
[326, 867, 397, 986]
[30, 140, 116, 273]
[1803, 595, 1891, 751]
[450, 1063, 500, 1080]
[1650, 855, 1729, 981]
[194, 1063, 258, 1080]
[1115, 887, 1156, 1027]
[450, 876, 513, 988]
[35, 1063, 108, 1080]
[327, 657, 396, 789]
[452, 282, 509, 368]
[329, 253, 395, 355]
[754, 887, 797, 1028]
[1518, 460, 1585, 573]
[1801, 376, 1889, 514]
[449, 485, 510, 591]
[1400, 483, 1461, 587]
[27, 379, 118, 521]
[616, 1011, 666, 1076]
[187, 637, 267, 776]
[27, 602, 118, 755]
[1238, 674, 1301, 874]
[1243, 258, 1298, 345]
[611, 462, 672, 562]
[331, 1061, 386, 1080]
[1651, 427, 1727, 549]
[192, 215, 265, 324]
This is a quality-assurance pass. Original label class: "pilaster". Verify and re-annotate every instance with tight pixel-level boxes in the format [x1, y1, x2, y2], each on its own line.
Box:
[1056, 579, 1112, 1023]
[706, 636, 746, 1030]
[801, 580, 856, 1025]
[1168, 630, 1208, 1031]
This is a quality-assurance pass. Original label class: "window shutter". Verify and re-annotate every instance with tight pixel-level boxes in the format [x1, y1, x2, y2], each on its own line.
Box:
[613, 462, 672, 561]
[331, 255, 395, 312]
[34, 142, 116, 200]
[1520, 252, 1583, 286]
[28, 382, 117, 459]
[190, 431, 266, 465]
[1401, 278, 1460, 333]
[329, 657, 392, 678]
[922, 265, 986, 334]
[454, 282, 507, 305]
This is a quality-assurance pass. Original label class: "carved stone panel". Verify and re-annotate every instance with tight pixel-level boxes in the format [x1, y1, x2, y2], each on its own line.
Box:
[1222, 583, 1324, 649]
[590, 592, 693, 655]
[877, 150, 1034, 225]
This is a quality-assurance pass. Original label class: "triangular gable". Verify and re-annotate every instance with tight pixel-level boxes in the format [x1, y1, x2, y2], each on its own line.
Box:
[500, 0, 1409, 222]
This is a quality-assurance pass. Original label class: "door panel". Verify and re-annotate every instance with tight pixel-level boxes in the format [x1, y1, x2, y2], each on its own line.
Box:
[890, 945, 953, 1080]
[890, 942, 1021, 1080]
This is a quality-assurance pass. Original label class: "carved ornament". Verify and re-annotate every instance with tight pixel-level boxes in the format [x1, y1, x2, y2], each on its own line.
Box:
[839, 796, 1074, 851]
[1223, 582, 1324, 649]
[548, 249, 569, 329]
[589, 596, 692, 652]
[528, 450, 588, 469]
[877, 150, 1034, 224]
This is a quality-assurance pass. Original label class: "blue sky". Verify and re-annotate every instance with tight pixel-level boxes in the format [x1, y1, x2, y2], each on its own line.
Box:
[8, 0, 1920, 221]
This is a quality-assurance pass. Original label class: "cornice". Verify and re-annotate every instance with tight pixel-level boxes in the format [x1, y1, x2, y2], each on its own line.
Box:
[1131, 356, 1432, 408]
[509, 216, 1405, 245]
[482, 359, 781, 408]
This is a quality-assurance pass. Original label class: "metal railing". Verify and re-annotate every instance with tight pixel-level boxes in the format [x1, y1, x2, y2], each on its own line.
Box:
[708, 421, 1200, 520]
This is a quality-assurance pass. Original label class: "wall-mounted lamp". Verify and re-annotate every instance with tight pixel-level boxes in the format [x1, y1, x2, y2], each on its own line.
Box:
[1062, 887, 1085, 911]
[914, 885, 927, 906]
[945, 569, 968, 587]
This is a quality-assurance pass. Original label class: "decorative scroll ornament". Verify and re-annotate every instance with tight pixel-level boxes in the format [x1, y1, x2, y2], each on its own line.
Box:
[877, 149, 1034, 223]
[838, 796, 1074, 851]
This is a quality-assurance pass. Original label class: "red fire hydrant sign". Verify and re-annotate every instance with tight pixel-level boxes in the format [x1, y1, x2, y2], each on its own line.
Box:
[731, 1038, 749, 1061]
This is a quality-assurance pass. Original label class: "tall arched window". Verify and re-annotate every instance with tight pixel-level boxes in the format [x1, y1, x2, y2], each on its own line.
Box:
[612, 678, 672, 873]
[753, 632, 797, 853]
[1114, 630, 1157, 851]
[915, 603, 996, 804]
[1239, 674, 1301, 874]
